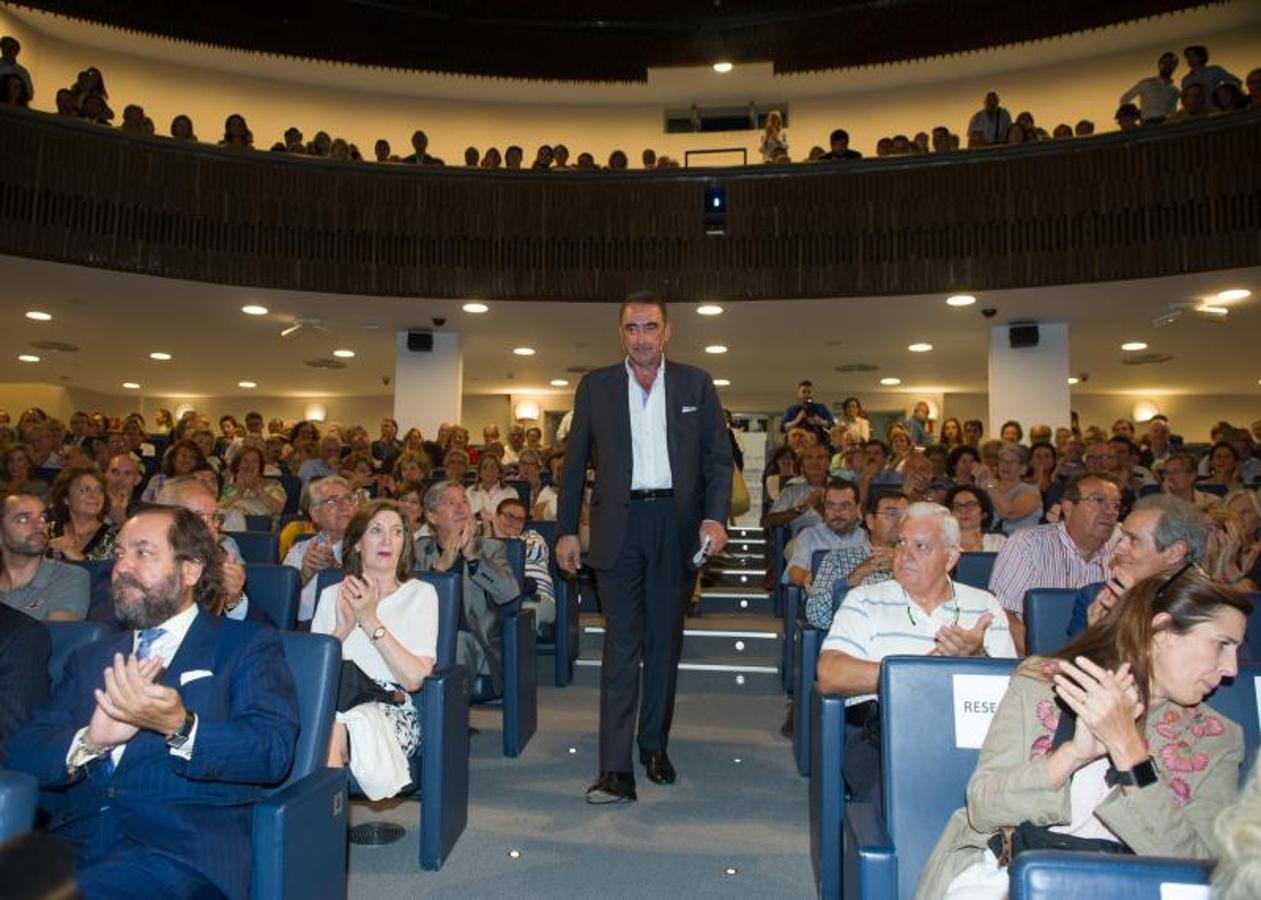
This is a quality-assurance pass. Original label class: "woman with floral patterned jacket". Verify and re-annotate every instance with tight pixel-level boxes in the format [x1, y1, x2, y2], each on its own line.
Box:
[916, 568, 1251, 899]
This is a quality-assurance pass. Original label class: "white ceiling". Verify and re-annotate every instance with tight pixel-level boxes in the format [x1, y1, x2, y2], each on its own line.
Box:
[2, 254, 1257, 407]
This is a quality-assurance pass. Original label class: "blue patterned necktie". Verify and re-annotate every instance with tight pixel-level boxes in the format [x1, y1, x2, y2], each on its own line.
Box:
[136, 627, 165, 660]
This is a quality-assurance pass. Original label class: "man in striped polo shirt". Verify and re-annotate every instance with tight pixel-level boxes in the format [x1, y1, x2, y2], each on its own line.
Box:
[817, 502, 1016, 812]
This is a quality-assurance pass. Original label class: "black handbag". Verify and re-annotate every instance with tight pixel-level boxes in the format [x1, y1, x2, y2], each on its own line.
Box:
[335, 661, 405, 712]
[989, 822, 1132, 867]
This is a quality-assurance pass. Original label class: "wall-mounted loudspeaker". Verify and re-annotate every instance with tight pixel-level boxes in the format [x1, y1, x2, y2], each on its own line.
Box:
[1008, 325, 1040, 348]
[407, 330, 434, 352]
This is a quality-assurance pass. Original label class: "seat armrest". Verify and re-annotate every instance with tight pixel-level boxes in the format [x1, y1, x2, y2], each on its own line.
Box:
[1009, 851, 1211, 899]
[251, 767, 348, 900]
[419, 664, 470, 871]
[782, 585, 802, 693]
[500, 606, 538, 757]
[793, 626, 823, 777]
[811, 691, 847, 900]
[0, 769, 38, 841]
[498, 595, 524, 615]
[844, 802, 897, 900]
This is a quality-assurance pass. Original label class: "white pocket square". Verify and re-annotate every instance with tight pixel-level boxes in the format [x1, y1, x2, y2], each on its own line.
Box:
[180, 669, 214, 685]
[681, 405, 698, 414]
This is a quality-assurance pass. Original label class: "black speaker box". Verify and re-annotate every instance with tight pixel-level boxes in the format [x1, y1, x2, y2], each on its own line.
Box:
[1009, 325, 1040, 348]
[407, 330, 434, 352]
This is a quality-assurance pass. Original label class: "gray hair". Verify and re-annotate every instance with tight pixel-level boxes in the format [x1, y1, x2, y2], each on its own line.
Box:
[423, 479, 464, 513]
[156, 475, 214, 506]
[903, 501, 961, 551]
[1132, 494, 1206, 565]
[517, 448, 543, 467]
[301, 475, 350, 515]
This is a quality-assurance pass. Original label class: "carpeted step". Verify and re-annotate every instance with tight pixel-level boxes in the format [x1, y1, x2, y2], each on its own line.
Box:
[573, 655, 781, 695]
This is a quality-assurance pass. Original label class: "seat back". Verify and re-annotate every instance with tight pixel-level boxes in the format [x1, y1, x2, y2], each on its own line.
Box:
[273, 632, 341, 792]
[0, 770, 39, 841]
[278, 475, 303, 515]
[1204, 666, 1261, 785]
[882, 655, 1019, 899]
[1009, 851, 1209, 899]
[1022, 589, 1080, 655]
[953, 551, 997, 590]
[508, 479, 531, 507]
[1195, 482, 1227, 497]
[244, 564, 301, 630]
[811, 549, 829, 577]
[1245, 592, 1261, 666]
[225, 530, 280, 565]
[244, 515, 274, 533]
[46, 621, 114, 687]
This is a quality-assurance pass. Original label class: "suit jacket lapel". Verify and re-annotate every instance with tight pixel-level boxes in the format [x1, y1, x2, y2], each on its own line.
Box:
[612, 364, 631, 452]
[158, 609, 218, 689]
[663, 361, 681, 479]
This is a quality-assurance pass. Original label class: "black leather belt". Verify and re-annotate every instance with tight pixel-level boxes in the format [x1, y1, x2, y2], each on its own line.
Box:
[629, 488, 674, 500]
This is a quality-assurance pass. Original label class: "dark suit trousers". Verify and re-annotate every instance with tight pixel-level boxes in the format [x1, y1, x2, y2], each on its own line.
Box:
[594, 497, 690, 773]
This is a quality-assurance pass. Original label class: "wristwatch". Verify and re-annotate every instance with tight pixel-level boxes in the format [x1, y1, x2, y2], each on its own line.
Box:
[1113, 757, 1159, 788]
[367, 624, 387, 643]
[165, 710, 196, 750]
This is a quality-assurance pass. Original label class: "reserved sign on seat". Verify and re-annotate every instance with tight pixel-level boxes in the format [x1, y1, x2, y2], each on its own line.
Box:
[952, 674, 1012, 749]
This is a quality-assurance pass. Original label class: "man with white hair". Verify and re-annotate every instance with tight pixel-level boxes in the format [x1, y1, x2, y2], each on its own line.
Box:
[282, 476, 353, 621]
[816, 502, 1016, 811]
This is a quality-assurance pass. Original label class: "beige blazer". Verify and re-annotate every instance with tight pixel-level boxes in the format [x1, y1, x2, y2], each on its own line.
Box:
[914, 659, 1244, 899]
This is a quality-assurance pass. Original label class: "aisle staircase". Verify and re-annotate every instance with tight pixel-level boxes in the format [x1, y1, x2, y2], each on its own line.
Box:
[573, 527, 782, 695]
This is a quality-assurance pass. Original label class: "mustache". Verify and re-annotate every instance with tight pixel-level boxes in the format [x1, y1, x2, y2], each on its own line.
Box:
[112, 573, 147, 593]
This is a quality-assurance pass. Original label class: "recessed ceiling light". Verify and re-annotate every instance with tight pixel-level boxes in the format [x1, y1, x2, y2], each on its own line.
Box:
[713, 62, 733, 73]
[908, 342, 933, 353]
[880, 377, 902, 386]
[1067, 377, 1080, 385]
[549, 379, 569, 386]
[238, 381, 257, 389]
[241, 305, 269, 316]
[697, 304, 724, 316]
[122, 382, 140, 389]
[332, 349, 356, 358]
[1196, 305, 1229, 317]
[17, 354, 40, 363]
[705, 345, 728, 354]
[25, 310, 52, 321]
[149, 352, 172, 361]
[1120, 342, 1148, 351]
[513, 347, 535, 356]
[714, 378, 731, 386]
[462, 302, 489, 313]
[1215, 289, 1251, 303]
[946, 294, 976, 307]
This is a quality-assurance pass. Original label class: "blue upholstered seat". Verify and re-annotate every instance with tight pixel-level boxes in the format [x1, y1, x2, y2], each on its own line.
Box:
[1022, 588, 1079, 655]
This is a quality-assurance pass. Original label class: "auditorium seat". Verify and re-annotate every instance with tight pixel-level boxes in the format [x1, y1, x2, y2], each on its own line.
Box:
[1009, 851, 1209, 899]
[952, 551, 997, 591]
[780, 549, 828, 695]
[508, 479, 530, 506]
[793, 577, 848, 778]
[813, 655, 1017, 900]
[768, 525, 788, 619]
[46, 621, 114, 687]
[227, 530, 280, 565]
[311, 569, 471, 869]
[0, 770, 37, 842]
[244, 514, 274, 533]
[243, 564, 301, 630]
[278, 475, 303, 516]
[1204, 666, 1260, 784]
[527, 521, 580, 687]
[1022, 588, 1079, 655]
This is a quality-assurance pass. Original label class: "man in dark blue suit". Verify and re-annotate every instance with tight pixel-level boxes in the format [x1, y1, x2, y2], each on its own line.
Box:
[557, 291, 732, 804]
[7, 506, 299, 900]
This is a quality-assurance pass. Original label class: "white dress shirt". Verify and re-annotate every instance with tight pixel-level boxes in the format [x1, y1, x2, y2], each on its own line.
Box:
[626, 357, 672, 490]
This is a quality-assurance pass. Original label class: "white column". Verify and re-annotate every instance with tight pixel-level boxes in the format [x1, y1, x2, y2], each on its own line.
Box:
[987, 323, 1071, 437]
[393, 330, 462, 439]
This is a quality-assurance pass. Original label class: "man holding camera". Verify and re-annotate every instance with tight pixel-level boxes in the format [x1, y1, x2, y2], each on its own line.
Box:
[782, 380, 835, 449]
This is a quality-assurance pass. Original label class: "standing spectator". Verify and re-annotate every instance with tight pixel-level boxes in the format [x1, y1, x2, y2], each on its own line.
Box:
[1181, 44, 1241, 97]
[478, 147, 501, 168]
[1075, 119, 1095, 136]
[759, 110, 789, 163]
[0, 36, 32, 101]
[782, 380, 835, 447]
[819, 128, 861, 160]
[531, 145, 554, 170]
[70, 67, 111, 121]
[464, 146, 479, 167]
[505, 145, 524, 169]
[220, 114, 254, 150]
[967, 91, 1012, 146]
[1211, 82, 1251, 113]
[835, 397, 870, 442]
[607, 149, 628, 169]
[403, 130, 443, 165]
[373, 139, 393, 162]
[1115, 103, 1141, 130]
[902, 401, 932, 448]
[642, 149, 657, 168]
[552, 144, 570, 168]
[930, 126, 952, 153]
[1245, 67, 1261, 106]
[282, 126, 305, 153]
[0, 71, 29, 107]
[1118, 51, 1182, 124]
[169, 114, 197, 141]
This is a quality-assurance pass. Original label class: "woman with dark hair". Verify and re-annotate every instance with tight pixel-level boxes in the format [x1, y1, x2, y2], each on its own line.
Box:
[977, 441, 1042, 535]
[467, 454, 516, 528]
[763, 444, 799, 514]
[939, 417, 965, 449]
[289, 419, 320, 446]
[311, 500, 437, 799]
[949, 444, 981, 485]
[1212, 82, 1250, 113]
[142, 438, 207, 502]
[945, 483, 1006, 552]
[220, 113, 254, 150]
[391, 450, 431, 492]
[169, 114, 197, 141]
[1, 73, 30, 107]
[46, 467, 116, 561]
[917, 568, 1251, 898]
[0, 442, 48, 498]
[836, 396, 870, 442]
[219, 445, 286, 517]
[1027, 440, 1060, 497]
[1203, 441, 1242, 488]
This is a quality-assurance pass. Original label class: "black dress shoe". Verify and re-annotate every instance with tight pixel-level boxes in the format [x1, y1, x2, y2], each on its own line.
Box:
[585, 772, 637, 804]
[639, 749, 677, 785]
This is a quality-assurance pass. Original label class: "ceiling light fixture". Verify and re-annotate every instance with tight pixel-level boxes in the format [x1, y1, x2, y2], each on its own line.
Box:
[122, 382, 140, 389]
[1120, 342, 1148, 351]
[880, 377, 902, 386]
[17, 354, 40, 362]
[1067, 377, 1080, 385]
[238, 381, 257, 389]
[1215, 289, 1251, 303]
[149, 352, 172, 361]
[946, 294, 976, 307]
[513, 347, 535, 356]
[714, 378, 731, 386]
[462, 302, 489, 313]
[25, 311, 52, 321]
[241, 305, 269, 316]
[697, 304, 724, 316]
[549, 379, 569, 387]
[704, 345, 728, 354]
[332, 349, 356, 358]
[1196, 304, 1229, 317]
[908, 342, 933, 353]
[713, 62, 733, 73]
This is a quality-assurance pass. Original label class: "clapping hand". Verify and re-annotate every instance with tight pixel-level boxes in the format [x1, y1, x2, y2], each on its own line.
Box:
[1086, 578, 1127, 627]
[341, 574, 380, 622]
[92, 653, 187, 742]
[1052, 658, 1146, 765]
[931, 612, 993, 657]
